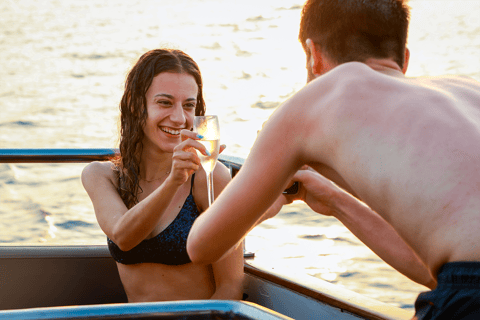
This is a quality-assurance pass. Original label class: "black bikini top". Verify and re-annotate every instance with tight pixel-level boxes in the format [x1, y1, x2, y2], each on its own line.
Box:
[107, 174, 200, 265]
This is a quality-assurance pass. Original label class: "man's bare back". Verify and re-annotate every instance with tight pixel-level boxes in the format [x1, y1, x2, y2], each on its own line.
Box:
[295, 62, 480, 276]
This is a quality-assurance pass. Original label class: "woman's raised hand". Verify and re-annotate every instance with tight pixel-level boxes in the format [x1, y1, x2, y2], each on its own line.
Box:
[171, 130, 226, 186]
[168, 130, 206, 186]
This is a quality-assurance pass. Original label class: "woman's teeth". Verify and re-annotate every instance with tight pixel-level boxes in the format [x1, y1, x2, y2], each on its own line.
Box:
[160, 127, 180, 135]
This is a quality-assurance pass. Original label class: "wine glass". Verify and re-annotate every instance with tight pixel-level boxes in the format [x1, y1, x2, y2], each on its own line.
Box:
[194, 115, 220, 206]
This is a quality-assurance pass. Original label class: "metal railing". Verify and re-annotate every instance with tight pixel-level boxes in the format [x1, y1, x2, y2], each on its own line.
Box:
[0, 148, 244, 177]
[0, 148, 118, 163]
[0, 300, 292, 320]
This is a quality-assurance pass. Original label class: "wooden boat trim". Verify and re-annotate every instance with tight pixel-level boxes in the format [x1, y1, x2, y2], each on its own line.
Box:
[0, 245, 113, 259]
[244, 260, 412, 320]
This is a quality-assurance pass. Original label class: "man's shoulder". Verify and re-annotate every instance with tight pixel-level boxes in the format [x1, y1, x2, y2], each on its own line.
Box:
[416, 74, 480, 89]
[308, 62, 392, 93]
[321, 63, 480, 97]
[328, 62, 377, 79]
[303, 62, 397, 103]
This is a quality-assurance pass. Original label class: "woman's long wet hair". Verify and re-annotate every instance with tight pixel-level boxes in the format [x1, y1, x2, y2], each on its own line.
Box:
[112, 49, 206, 208]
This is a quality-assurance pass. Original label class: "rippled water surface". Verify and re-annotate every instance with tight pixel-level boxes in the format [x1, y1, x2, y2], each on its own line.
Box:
[1, 0, 479, 314]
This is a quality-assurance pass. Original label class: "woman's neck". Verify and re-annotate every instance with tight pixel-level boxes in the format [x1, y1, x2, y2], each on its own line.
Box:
[139, 148, 173, 182]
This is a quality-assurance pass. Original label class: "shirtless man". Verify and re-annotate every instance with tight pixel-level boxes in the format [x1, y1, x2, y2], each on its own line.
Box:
[186, 0, 480, 318]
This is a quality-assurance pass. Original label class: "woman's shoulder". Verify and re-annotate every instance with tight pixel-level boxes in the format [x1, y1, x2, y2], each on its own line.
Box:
[214, 161, 231, 179]
[83, 160, 115, 175]
[82, 161, 118, 187]
[196, 161, 231, 183]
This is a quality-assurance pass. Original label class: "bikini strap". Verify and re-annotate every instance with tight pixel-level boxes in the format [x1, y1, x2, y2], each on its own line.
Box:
[190, 173, 195, 195]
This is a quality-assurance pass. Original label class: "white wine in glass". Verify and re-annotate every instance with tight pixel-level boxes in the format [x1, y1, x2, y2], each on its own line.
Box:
[194, 115, 220, 206]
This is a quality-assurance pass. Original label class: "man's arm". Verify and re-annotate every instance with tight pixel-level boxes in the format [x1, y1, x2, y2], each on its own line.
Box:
[187, 71, 352, 265]
[187, 94, 307, 264]
[210, 242, 245, 300]
[290, 168, 437, 289]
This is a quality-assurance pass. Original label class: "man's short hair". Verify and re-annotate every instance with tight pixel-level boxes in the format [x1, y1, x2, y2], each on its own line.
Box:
[299, 0, 410, 69]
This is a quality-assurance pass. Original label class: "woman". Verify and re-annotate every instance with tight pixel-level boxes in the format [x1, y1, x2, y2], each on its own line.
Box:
[81, 49, 244, 302]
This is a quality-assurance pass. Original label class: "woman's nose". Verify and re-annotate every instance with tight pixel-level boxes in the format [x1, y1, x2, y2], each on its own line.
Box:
[169, 104, 186, 124]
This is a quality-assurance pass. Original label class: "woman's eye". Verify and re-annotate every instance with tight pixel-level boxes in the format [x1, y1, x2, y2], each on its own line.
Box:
[157, 100, 172, 106]
[184, 103, 196, 109]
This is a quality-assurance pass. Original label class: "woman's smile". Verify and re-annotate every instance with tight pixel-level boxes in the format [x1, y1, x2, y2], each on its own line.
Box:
[160, 126, 182, 137]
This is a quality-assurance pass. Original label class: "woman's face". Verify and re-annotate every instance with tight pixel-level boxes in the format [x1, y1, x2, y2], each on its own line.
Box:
[143, 72, 198, 153]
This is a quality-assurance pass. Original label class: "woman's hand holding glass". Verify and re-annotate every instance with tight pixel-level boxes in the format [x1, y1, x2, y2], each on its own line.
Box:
[170, 133, 208, 186]
[176, 129, 226, 186]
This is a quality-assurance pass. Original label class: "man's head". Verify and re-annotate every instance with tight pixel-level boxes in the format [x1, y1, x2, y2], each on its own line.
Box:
[299, 0, 410, 78]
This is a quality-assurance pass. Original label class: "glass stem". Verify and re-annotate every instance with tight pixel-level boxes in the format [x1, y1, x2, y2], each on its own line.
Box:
[207, 171, 214, 206]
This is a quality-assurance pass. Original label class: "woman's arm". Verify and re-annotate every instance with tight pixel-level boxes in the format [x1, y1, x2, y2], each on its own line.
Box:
[82, 161, 183, 251]
[82, 138, 209, 251]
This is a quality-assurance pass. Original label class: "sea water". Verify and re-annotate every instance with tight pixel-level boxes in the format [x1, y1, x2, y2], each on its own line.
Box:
[1, 0, 479, 314]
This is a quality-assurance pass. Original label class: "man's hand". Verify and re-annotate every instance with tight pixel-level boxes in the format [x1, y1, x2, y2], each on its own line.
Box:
[291, 167, 345, 217]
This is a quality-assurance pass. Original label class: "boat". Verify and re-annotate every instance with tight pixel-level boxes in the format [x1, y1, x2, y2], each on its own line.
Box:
[0, 149, 412, 320]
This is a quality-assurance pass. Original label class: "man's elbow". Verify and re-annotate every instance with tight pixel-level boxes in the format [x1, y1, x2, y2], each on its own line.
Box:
[187, 237, 220, 265]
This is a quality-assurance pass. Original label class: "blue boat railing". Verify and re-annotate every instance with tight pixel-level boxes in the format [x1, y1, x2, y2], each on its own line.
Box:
[0, 148, 244, 177]
[0, 148, 119, 163]
[0, 300, 293, 320]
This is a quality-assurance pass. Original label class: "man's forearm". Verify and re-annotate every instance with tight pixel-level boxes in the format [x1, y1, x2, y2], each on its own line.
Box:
[333, 190, 436, 289]
[210, 283, 244, 300]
